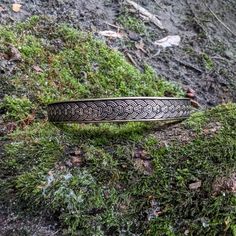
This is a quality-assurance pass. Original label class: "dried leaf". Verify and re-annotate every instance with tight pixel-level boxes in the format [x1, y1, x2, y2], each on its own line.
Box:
[68, 148, 84, 167]
[126, 0, 164, 29]
[0, 53, 7, 60]
[0, 6, 5, 12]
[186, 92, 195, 99]
[32, 65, 43, 73]
[191, 100, 201, 108]
[19, 114, 35, 128]
[98, 30, 124, 38]
[154, 35, 181, 48]
[212, 173, 236, 195]
[12, 3, 22, 12]
[184, 230, 190, 235]
[6, 122, 17, 133]
[134, 159, 153, 175]
[133, 148, 149, 159]
[74, 148, 82, 156]
[202, 122, 221, 136]
[189, 181, 202, 190]
[71, 156, 83, 167]
[186, 88, 196, 98]
[135, 41, 146, 53]
[187, 88, 196, 94]
[9, 45, 21, 61]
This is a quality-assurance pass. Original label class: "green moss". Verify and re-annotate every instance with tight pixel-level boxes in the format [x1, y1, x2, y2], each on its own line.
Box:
[20, 35, 44, 60]
[184, 110, 207, 131]
[15, 15, 41, 31]
[0, 17, 236, 235]
[146, 104, 236, 235]
[231, 224, 236, 236]
[201, 53, 214, 71]
[2, 20, 182, 107]
[1, 95, 34, 121]
[0, 26, 17, 44]
[2, 104, 235, 235]
[118, 15, 146, 34]
[57, 24, 81, 41]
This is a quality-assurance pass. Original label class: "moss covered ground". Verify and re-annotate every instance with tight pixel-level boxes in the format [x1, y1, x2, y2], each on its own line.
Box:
[0, 17, 236, 235]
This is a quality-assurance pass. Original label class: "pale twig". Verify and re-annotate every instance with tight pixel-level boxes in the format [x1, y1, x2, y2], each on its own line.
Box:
[104, 21, 124, 31]
[173, 58, 203, 74]
[126, 0, 164, 29]
[206, 4, 236, 37]
[125, 52, 139, 67]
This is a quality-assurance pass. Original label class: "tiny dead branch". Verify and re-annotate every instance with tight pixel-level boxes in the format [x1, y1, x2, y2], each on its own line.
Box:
[205, 3, 236, 38]
[126, 0, 164, 30]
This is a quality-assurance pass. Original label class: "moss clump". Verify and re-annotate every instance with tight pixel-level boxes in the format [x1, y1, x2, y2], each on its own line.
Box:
[146, 103, 236, 235]
[0, 17, 236, 235]
[2, 103, 236, 235]
[201, 53, 214, 71]
[0, 21, 183, 106]
[0, 95, 34, 121]
[118, 15, 147, 34]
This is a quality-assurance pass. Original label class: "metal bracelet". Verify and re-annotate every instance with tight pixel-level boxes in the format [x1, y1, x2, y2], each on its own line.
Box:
[47, 97, 191, 123]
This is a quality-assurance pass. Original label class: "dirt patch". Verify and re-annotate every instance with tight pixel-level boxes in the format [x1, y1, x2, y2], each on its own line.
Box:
[0, 206, 60, 236]
[212, 172, 236, 195]
[154, 119, 222, 147]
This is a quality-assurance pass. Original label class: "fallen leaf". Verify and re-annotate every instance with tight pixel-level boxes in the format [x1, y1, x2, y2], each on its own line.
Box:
[19, 114, 35, 128]
[8, 45, 21, 61]
[98, 30, 124, 38]
[184, 229, 190, 235]
[134, 158, 153, 175]
[68, 147, 84, 167]
[71, 156, 83, 167]
[212, 173, 236, 195]
[186, 92, 195, 99]
[74, 148, 82, 156]
[6, 122, 17, 133]
[202, 122, 221, 137]
[0, 6, 5, 12]
[187, 88, 196, 94]
[186, 88, 196, 99]
[135, 41, 147, 53]
[191, 100, 201, 108]
[126, 0, 164, 29]
[0, 53, 7, 60]
[189, 181, 202, 190]
[154, 35, 181, 48]
[133, 148, 149, 159]
[32, 65, 43, 73]
[12, 3, 22, 12]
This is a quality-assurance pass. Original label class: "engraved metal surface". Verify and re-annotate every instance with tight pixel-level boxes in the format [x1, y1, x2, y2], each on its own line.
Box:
[47, 97, 191, 123]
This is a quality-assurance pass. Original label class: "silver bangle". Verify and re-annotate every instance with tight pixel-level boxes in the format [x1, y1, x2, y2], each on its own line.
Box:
[47, 97, 191, 123]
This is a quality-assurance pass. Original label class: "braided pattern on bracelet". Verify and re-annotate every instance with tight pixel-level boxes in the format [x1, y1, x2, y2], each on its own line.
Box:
[47, 98, 191, 123]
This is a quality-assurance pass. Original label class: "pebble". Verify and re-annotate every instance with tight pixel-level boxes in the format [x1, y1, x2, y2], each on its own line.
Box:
[128, 31, 141, 41]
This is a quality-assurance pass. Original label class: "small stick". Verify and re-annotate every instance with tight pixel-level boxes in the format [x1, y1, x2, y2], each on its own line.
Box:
[104, 21, 124, 30]
[206, 4, 236, 37]
[125, 52, 139, 67]
[174, 58, 203, 74]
